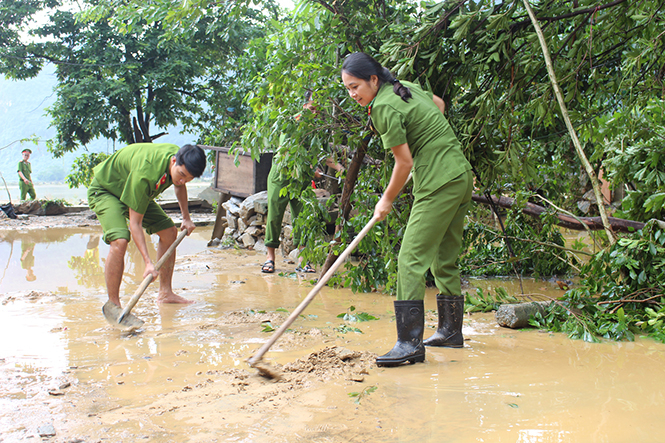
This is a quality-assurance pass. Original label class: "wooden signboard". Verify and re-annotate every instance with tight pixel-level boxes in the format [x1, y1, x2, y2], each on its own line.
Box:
[198, 145, 273, 198]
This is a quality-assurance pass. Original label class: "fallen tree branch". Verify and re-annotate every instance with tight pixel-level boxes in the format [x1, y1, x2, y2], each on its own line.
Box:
[472, 193, 646, 233]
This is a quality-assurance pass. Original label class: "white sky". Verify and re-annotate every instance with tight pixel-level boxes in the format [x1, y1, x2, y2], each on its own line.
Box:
[277, 0, 295, 9]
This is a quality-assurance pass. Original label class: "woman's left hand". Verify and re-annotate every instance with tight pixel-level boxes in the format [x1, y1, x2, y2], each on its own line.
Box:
[373, 195, 393, 221]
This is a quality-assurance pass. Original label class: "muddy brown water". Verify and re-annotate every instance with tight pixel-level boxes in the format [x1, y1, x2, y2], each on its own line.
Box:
[1, 226, 664, 442]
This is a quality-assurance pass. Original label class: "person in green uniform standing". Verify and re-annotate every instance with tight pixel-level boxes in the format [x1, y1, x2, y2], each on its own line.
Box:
[87, 143, 206, 308]
[341, 52, 474, 367]
[18, 148, 36, 201]
[261, 93, 344, 274]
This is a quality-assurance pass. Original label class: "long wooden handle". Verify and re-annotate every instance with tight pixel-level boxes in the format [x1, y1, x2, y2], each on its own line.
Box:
[247, 216, 379, 366]
[118, 229, 188, 322]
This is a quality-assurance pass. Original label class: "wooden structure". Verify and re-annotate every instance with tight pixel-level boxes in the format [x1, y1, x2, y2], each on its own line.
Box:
[198, 145, 273, 198]
[198, 145, 273, 242]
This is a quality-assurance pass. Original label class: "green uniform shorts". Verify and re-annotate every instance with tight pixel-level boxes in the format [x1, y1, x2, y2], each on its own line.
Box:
[87, 179, 174, 244]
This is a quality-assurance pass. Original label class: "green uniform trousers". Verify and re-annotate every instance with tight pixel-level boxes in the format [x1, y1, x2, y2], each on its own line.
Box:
[19, 181, 36, 201]
[396, 169, 473, 301]
[264, 167, 308, 249]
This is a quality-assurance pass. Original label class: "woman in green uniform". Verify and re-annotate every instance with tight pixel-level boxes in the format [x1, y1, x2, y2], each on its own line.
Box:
[341, 52, 473, 367]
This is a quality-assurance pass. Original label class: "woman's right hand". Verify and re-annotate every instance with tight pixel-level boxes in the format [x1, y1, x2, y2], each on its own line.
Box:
[373, 195, 393, 221]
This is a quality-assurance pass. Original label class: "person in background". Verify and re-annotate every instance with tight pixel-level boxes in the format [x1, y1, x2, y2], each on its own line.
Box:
[18, 148, 36, 201]
[87, 143, 206, 307]
[261, 92, 344, 274]
[341, 52, 473, 367]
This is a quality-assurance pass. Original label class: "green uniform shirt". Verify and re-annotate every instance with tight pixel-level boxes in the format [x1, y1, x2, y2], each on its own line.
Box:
[18, 160, 32, 181]
[370, 81, 471, 197]
[92, 143, 178, 214]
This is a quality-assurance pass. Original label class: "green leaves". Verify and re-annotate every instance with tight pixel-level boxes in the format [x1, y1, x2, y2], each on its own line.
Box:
[336, 306, 380, 322]
[465, 287, 519, 313]
[348, 385, 377, 404]
[531, 220, 665, 343]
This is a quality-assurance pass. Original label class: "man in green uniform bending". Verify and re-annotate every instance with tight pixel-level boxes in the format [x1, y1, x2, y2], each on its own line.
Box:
[18, 148, 36, 201]
[87, 143, 206, 307]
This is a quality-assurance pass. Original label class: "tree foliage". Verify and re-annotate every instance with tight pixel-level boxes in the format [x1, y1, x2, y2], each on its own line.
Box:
[0, 0, 275, 156]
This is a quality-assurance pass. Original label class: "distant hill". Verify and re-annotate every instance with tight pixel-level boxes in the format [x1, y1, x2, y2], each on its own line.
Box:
[0, 64, 198, 186]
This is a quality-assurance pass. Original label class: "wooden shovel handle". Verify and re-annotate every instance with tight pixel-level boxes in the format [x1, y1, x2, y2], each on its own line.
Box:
[248, 216, 379, 366]
[118, 229, 188, 322]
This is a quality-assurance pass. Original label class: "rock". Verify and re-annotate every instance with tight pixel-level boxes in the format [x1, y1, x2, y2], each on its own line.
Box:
[244, 226, 262, 237]
[240, 233, 256, 248]
[38, 423, 56, 437]
[288, 248, 300, 263]
[226, 212, 237, 230]
[495, 301, 551, 329]
[253, 238, 267, 253]
[251, 213, 264, 225]
[239, 191, 267, 222]
[237, 217, 248, 233]
[254, 198, 268, 215]
[221, 198, 241, 216]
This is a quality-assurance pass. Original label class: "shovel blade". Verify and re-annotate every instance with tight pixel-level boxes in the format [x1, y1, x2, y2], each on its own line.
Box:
[102, 301, 144, 331]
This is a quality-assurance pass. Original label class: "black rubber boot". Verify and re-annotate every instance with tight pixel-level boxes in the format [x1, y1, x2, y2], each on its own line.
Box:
[423, 294, 465, 348]
[376, 300, 426, 367]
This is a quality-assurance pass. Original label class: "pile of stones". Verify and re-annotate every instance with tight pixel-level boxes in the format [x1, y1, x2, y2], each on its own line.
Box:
[213, 191, 297, 256]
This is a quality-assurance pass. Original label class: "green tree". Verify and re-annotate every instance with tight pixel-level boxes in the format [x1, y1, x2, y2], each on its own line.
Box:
[1, 0, 275, 155]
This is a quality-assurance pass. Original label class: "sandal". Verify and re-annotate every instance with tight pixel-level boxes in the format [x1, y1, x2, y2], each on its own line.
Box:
[261, 260, 275, 273]
[295, 263, 316, 273]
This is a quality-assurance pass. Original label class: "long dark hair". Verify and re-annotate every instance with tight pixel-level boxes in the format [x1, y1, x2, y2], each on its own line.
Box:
[341, 52, 412, 102]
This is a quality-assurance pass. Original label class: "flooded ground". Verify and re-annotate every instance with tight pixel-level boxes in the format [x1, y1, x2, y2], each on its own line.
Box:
[1, 223, 664, 442]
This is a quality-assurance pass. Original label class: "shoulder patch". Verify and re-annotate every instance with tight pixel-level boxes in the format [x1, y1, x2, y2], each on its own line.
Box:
[155, 172, 167, 190]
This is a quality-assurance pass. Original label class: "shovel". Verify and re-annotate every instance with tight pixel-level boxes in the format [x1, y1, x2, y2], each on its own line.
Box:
[247, 215, 379, 378]
[103, 229, 188, 331]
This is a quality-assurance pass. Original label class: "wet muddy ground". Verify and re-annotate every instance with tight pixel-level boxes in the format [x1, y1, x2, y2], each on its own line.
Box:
[1, 219, 664, 442]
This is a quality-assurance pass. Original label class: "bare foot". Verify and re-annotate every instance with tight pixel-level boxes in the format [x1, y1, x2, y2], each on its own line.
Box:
[156, 292, 194, 304]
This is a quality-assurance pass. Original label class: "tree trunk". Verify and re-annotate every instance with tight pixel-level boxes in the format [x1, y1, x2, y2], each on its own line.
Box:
[319, 136, 370, 276]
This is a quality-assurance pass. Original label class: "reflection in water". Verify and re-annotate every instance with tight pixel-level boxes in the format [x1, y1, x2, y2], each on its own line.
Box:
[67, 234, 103, 289]
[0, 227, 212, 294]
[20, 240, 36, 282]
